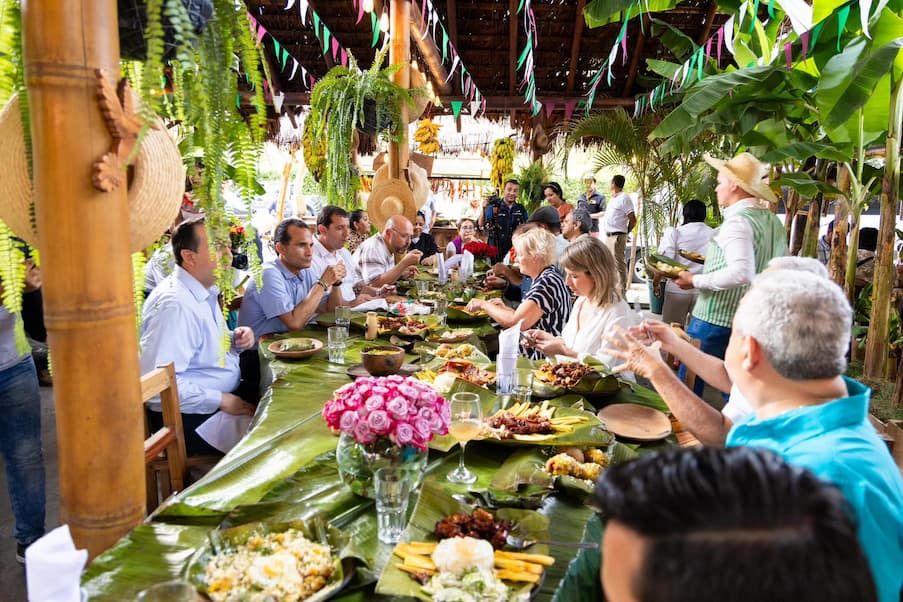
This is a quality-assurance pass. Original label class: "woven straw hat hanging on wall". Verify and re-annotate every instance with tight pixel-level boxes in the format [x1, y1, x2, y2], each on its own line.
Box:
[0, 94, 185, 252]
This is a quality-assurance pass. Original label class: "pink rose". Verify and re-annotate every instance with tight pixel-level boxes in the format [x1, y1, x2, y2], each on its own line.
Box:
[386, 375, 405, 385]
[343, 393, 363, 410]
[353, 420, 376, 445]
[413, 417, 432, 440]
[371, 385, 389, 396]
[339, 411, 357, 433]
[335, 383, 354, 396]
[365, 395, 386, 411]
[393, 422, 414, 446]
[397, 384, 418, 400]
[367, 410, 392, 436]
[386, 396, 410, 421]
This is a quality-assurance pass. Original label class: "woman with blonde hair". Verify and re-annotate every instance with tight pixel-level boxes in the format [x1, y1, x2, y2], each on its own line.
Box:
[466, 228, 571, 359]
[526, 236, 637, 374]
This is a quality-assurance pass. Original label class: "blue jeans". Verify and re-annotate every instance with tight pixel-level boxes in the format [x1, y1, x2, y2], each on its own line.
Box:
[0, 356, 46, 546]
[680, 317, 732, 400]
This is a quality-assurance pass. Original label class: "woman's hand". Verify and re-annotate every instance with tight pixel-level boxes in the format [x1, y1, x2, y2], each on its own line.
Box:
[465, 298, 484, 313]
[525, 329, 566, 356]
[604, 326, 669, 380]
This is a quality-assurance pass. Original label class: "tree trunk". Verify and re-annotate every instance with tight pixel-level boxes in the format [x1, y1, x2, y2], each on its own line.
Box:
[864, 73, 903, 378]
[23, 1, 145, 557]
[845, 209, 862, 305]
[828, 180, 850, 288]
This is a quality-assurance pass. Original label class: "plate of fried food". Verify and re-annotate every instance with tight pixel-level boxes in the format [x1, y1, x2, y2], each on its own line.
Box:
[375, 483, 552, 601]
[679, 249, 706, 264]
[446, 305, 489, 323]
[377, 315, 434, 337]
[267, 337, 324, 359]
[480, 400, 593, 444]
[531, 359, 621, 398]
[186, 518, 360, 602]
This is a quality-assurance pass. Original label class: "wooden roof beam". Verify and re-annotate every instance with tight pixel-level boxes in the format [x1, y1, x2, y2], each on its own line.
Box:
[447, 0, 458, 47]
[622, 14, 649, 98]
[697, 0, 718, 46]
[566, 0, 586, 96]
[410, 2, 452, 94]
[508, 0, 517, 95]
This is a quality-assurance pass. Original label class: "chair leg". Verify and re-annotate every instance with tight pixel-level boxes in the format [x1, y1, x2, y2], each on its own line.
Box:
[145, 467, 159, 514]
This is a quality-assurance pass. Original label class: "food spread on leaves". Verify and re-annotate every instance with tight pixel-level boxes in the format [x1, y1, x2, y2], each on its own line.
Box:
[434, 343, 478, 360]
[483, 401, 588, 442]
[434, 508, 512, 549]
[534, 362, 594, 388]
[545, 447, 610, 482]
[679, 249, 705, 264]
[436, 360, 496, 386]
[378, 315, 430, 335]
[204, 529, 336, 602]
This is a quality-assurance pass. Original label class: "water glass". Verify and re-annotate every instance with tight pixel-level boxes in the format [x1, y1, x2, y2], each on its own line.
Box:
[512, 368, 534, 404]
[375, 467, 412, 544]
[328, 326, 347, 364]
[335, 305, 351, 328]
[434, 298, 448, 328]
[415, 279, 430, 297]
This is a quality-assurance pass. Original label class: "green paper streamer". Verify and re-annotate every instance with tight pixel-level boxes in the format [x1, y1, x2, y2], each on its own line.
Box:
[518, 0, 526, 12]
[767, 0, 775, 18]
[517, 43, 530, 69]
[696, 46, 704, 80]
[810, 21, 824, 49]
[749, 0, 760, 33]
[272, 39, 282, 63]
[371, 12, 379, 47]
[836, 5, 850, 51]
[451, 100, 463, 118]
[281, 48, 289, 70]
[322, 30, 330, 55]
[236, 93, 240, 108]
[441, 29, 448, 64]
[313, 12, 321, 36]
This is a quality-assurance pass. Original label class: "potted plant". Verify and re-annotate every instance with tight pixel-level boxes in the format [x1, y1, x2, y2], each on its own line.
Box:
[307, 46, 426, 207]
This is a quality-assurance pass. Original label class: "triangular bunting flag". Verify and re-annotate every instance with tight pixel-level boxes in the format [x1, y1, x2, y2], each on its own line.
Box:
[274, 91, 285, 114]
[289, 59, 299, 80]
[272, 38, 282, 62]
[332, 37, 340, 60]
[784, 42, 792, 68]
[256, 24, 267, 45]
[836, 5, 850, 50]
[544, 101, 555, 118]
[564, 100, 577, 119]
[371, 12, 380, 47]
[281, 47, 289, 70]
[801, 30, 810, 59]
[470, 100, 480, 116]
[298, 0, 309, 25]
[451, 100, 463, 119]
[341, 48, 348, 66]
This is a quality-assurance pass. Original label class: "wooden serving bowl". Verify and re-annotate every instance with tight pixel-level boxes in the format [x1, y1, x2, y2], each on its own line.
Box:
[361, 345, 406, 376]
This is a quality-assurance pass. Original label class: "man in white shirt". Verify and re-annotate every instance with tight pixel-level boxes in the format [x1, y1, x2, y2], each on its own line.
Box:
[352, 215, 422, 288]
[140, 217, 257, 455]
[562, 207, 592, 242]
[310, 206, 384, 307]
[601, 175, 636, 294]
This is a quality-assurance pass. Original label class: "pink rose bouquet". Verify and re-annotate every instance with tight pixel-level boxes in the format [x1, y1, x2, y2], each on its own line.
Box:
[323, 375, 450, 451]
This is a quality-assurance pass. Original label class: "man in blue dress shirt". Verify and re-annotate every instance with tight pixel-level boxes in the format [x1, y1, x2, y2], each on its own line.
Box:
[723, 270, 903, 602]
[140, 217, 257, 456]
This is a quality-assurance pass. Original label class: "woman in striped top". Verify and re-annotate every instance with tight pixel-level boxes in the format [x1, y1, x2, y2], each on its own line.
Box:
[466, 228, 571, 359]
[525, 236, 637, 378]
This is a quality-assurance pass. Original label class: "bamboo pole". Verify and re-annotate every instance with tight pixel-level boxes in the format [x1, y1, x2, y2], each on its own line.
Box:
[23, 2, 145, 557]
[388, 0, 411, 180]
[864, 73, 903, 378]
[276, 148, 296, 218]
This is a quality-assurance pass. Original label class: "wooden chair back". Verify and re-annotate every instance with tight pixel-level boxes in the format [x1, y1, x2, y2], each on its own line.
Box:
[139, 363, 188, 512]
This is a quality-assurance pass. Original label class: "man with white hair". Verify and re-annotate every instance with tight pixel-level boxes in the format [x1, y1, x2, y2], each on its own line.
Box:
[724, 271, 903, 602]
[674, 152, 786, 398]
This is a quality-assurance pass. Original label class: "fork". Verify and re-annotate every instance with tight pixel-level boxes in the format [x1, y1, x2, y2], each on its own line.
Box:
[505, 533, 599, 550]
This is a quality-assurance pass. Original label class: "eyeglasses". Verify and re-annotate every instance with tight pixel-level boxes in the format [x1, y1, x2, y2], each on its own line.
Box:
[391, 228, 412, 241]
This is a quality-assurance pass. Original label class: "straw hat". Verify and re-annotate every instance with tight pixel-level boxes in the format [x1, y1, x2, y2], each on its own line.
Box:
[408, 67, 430, 123]
[367, 177, 417, 230]
[408, 160, 429, 210]
[703, 152, 778, 204]
[0, 94, 185, 252]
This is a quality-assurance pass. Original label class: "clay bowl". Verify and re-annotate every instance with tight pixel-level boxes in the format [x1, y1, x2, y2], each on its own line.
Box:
[361, 345, 406, 376]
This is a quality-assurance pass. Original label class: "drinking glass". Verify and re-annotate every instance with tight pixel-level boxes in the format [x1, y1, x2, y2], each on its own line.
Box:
[512, 368, 534, 404]
[447, 392, 482, 484]
[327, 326, 347, 364]
[375, 467, 412, 544]
[434, 298, 448, 328]
[415, 279, 430, 297]
[335, 305, 351, 328]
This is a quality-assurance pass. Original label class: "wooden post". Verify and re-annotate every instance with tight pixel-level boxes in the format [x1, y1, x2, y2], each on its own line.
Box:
[23, 1, 145, 557]
[388, 0, 411, 180]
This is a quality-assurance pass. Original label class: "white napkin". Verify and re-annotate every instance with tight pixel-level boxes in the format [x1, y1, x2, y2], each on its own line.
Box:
[389, 301, 431, 316]
[444, 254, 463, 269]
[196, 412, 253, 454]
[462, 250, 474, 280]
[350, 298, 389, 312]
[496, 320, 523, 394]
[26, 525, 88, 602]
[437, 253, 448, 284]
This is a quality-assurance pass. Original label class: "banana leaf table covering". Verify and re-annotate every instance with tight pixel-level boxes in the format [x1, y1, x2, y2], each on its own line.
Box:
[81, 327, 671, 601]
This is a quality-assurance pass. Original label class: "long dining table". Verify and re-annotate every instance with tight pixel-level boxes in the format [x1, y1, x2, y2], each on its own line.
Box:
[80, 309, 674, 601]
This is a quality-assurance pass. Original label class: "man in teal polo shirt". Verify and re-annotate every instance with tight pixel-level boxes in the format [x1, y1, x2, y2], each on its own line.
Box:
[724, 270, 903, 602]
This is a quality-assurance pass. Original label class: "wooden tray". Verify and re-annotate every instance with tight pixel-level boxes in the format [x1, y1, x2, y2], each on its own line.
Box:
[596, 404, 672, 441]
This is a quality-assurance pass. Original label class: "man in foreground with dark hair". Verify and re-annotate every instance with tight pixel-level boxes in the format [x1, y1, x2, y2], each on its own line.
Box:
[594, 446, 878, 602]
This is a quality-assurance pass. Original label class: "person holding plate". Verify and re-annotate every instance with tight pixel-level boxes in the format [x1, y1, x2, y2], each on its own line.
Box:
[466, 228, 571, 360]
[525, 236, 637, 378]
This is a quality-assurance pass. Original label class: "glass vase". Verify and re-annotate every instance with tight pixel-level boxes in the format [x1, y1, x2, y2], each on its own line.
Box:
[335, 432, 428, 498]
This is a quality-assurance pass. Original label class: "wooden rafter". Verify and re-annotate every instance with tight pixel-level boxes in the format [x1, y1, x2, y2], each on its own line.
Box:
[508, 0, 517, 96]
[697, 0, 718, 46]
[411, 2, 452, 94]
[566, 0, 586, 96]
[309, 0, 335, 69]
[447, 0, 458, 48]
[622, 14, 649, 98]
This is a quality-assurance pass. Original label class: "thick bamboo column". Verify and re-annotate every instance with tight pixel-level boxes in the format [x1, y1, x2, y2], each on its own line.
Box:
[23, 2, 145, 557]
[388, 0, 411, 179]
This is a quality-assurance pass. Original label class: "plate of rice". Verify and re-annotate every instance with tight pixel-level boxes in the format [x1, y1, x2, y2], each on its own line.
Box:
[185, 518, 357, 602]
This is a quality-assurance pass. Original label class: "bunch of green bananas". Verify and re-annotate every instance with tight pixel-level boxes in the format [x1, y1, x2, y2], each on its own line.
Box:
[302, 118, 326, 182]
[490, 138, 515, 191]
[414, 118, 441, 155]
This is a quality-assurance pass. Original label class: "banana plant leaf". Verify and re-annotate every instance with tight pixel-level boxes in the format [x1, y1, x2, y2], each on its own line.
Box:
[446, 304, 491, 323]
[375, 481, 548, 601]
[185, 517, 365, 601]
[422, 346, 493, 370]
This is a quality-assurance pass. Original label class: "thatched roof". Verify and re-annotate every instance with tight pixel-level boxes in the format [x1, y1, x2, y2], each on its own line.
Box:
[244, 0, 729, 129]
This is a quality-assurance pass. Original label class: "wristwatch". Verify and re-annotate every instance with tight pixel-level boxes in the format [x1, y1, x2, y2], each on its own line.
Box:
[315, 279, 329, 291]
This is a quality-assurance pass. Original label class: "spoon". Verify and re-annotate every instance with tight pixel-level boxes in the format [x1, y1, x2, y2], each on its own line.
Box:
[505, 533, 600, 551]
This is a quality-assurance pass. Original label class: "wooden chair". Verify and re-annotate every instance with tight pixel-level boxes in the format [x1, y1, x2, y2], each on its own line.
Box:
[140, 363, 188, 513]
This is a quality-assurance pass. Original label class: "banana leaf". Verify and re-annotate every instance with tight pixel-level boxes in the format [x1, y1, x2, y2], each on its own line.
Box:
[422, 345, 493, 370]
[185, 517, 363, 601]
[446, 304, 491, 323]
[317, 310, 368, 330]
[375, 482, 548, 601]
[646, 252, 689, 277]
[528, 357, 621, 399]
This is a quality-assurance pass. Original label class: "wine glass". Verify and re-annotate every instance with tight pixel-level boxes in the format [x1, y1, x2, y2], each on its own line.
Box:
[447, 392, 483, 484]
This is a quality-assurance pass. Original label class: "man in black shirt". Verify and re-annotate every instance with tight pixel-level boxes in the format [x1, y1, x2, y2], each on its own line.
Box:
[479, 178, 529, 261]
[576, 174, 606, 236]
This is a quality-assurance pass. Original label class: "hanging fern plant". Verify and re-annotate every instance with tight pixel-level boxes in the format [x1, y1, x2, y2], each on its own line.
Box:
[308, 45, 427, 207]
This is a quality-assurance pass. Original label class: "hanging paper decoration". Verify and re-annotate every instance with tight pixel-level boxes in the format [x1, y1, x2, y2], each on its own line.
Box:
[247, 13, 316, 90]
[451, 100, 463, 119]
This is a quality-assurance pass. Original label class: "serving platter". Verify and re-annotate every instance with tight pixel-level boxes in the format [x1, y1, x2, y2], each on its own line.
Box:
[596, 403, 672, 441]
[267, 337, 324, 359]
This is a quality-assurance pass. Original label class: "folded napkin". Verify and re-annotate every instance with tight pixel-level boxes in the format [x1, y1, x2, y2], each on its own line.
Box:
[461, 251, 474, 281]
[351, 298, 389, 312]
[196, 411, 253, 454]
[437, 253, 448, 284]
[496, 320, 522, 394]
[26, 525, 88, 602]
